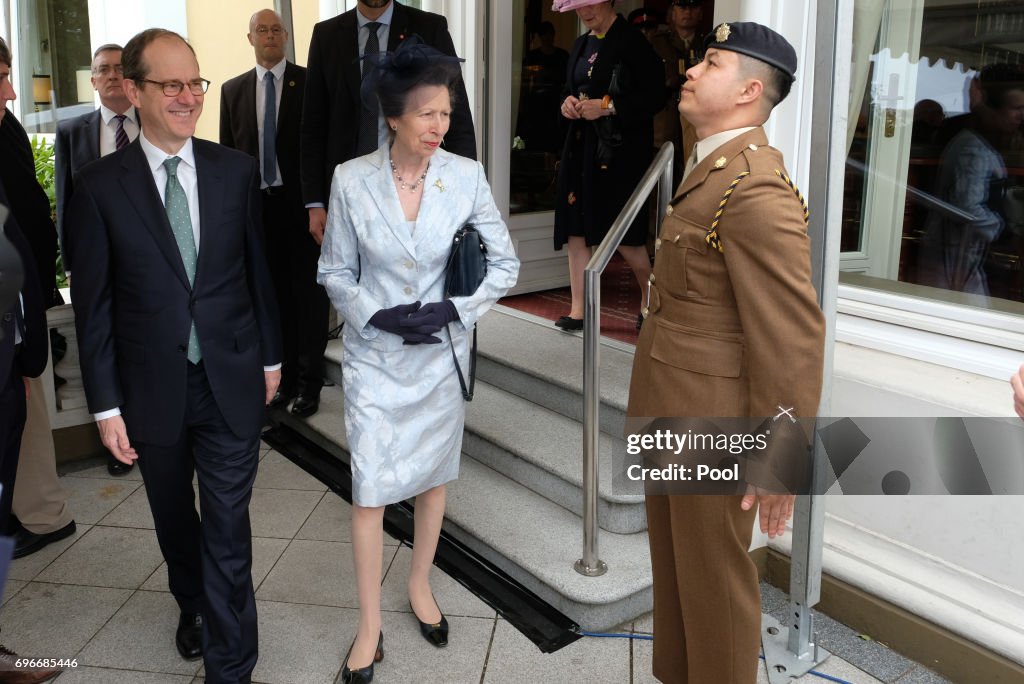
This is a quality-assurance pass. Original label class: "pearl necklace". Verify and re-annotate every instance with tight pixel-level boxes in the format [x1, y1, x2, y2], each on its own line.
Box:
[390, 157, 429, 193]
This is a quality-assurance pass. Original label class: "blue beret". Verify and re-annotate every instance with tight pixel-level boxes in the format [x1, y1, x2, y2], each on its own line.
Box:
[703, 22, 797, 80]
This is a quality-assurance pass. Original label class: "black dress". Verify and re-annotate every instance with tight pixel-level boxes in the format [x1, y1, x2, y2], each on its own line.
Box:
[554, 16, 665, 249]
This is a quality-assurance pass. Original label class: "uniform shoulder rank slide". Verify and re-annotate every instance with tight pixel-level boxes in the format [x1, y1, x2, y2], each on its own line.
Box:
[705, 171, 750, 253]
[774, 169, 809, 223]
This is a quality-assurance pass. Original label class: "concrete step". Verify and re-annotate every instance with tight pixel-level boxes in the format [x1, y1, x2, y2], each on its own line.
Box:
[475, 307, 635, 438]
[290, 384, 653, 632]
[325, 334, 645, 534]
[465, 382, 645, 534]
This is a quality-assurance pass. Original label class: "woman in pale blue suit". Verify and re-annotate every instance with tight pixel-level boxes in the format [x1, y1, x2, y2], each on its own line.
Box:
[317, 39, 519, 684]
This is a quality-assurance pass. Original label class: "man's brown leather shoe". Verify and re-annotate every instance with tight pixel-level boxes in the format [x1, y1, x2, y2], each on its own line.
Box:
[0, 645, 62, 683]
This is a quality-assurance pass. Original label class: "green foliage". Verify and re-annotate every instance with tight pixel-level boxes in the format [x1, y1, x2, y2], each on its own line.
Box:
[29, 136, 66, 289]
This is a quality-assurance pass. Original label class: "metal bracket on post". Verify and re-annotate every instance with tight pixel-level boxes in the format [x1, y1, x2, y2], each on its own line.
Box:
[762, 492, 830, 682]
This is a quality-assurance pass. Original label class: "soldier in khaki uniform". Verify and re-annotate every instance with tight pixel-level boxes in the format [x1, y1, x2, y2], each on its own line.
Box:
[627, 22, 825, 684]
[651, 0, 705, 182]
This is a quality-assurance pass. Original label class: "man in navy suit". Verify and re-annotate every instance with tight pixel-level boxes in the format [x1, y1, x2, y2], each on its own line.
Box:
[55, 43, 139, 275]
[300, 0, 477, 246]
[221, 9, 328, 418]
[68, 29, 281, 682]
[54, 43, 138, 480]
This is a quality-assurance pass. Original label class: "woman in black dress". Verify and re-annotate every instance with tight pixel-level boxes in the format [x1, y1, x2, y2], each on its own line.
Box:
[553, 0, 665, 330]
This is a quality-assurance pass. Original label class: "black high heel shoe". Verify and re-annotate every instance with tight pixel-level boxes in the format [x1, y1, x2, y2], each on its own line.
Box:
[341, 631, 383, 684]
[410, 599, 449, 648]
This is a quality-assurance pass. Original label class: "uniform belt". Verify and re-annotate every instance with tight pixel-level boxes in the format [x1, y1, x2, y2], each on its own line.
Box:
[647, 284, 742, 333]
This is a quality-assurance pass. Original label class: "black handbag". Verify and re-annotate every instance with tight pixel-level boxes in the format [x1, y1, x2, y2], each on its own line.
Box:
[444, 225, 488, 401]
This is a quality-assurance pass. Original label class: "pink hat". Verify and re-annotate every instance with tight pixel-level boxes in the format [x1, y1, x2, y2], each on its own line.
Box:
[552, 0, 611, 12]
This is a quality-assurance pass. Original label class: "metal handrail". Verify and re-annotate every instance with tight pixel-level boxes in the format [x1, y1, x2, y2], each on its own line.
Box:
[574, 142, 675, 577]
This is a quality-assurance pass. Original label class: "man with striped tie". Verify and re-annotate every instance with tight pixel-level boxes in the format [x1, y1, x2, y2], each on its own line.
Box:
[54, 43, 138, 477]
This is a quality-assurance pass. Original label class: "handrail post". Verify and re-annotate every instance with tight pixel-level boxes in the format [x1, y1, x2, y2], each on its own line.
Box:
[575, 143, 674, 577]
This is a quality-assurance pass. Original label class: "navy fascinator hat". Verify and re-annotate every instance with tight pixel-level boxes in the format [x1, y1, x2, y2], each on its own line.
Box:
[361, 35, 466, 118]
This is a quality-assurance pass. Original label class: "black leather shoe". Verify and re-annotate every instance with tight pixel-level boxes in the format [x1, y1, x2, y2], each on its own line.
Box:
[411, 600, 449, 648]
[268, 389, 294, 409]
[341, 631, 383, 684]
[107, 453, 133, 476]
[13, 520, 76, 559]
[291, 393, 320, 418]
[175, 612, 203, 660]
[554, 316, 584, 331]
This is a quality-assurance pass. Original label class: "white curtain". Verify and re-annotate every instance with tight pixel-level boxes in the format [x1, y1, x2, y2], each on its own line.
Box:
[848, 0, 885, 153]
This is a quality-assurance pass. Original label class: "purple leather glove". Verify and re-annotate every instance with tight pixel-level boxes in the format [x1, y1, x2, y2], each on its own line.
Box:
[399, 301, 460, 342]
[369, 301, 421, 337]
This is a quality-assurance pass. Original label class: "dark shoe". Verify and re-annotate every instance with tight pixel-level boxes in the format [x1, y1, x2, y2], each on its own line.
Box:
[291, 393, 320, 418]
[12, 520, 76, 559]
[341, 631, 383, 684]
[107, 453, 133, 476]
[268, 389, 295, 409]
[636, 313, 645, 330]
[175, 612, 203, 660]
[554, 316, 584, 331]
[0, 644, 62, 683]
[410, 599, 449, 648]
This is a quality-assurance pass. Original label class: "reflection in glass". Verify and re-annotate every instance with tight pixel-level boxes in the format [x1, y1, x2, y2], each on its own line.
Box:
[842, 0, 1024, 310]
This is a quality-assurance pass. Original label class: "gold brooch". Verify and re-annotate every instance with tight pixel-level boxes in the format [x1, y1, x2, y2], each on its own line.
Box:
[715, 23, 731, 43]
[714, 156, 727, 168]
[434, 179, 445, 192]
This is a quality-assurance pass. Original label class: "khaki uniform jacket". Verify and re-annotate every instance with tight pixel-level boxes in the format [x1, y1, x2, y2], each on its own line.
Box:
[628, 127, 824, 430]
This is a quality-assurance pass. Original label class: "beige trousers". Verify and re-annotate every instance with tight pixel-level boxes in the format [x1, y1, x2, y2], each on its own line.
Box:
[13, 376, 72, 534]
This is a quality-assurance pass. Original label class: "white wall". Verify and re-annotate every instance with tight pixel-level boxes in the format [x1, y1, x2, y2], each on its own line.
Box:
[87, 0, 188, 48]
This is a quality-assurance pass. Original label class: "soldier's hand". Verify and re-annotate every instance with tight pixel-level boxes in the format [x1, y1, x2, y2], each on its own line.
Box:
[741, 486, 795, 539]
[561, 95, 581, 120]
[308, 207, 327, 245]
[98, 415, 138, 466]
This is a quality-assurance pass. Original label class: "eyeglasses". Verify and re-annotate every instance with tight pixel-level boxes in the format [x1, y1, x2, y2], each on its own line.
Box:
[135, 78, 211, 97]
[93, 65, 124, 76]
[253, 26, 285, 36]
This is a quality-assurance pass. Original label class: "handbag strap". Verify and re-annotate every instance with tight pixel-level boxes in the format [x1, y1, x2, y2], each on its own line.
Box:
[447, 323, 477, 401]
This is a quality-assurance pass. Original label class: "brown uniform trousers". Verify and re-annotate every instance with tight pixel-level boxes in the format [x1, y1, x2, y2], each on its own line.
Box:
[627, 127, 825, 683]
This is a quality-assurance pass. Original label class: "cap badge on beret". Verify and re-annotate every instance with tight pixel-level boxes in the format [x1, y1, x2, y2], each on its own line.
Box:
[715, 23, 731, 43]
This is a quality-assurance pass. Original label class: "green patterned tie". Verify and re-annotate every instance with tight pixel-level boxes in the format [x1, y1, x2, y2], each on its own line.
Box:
[163, 156, 201, 363]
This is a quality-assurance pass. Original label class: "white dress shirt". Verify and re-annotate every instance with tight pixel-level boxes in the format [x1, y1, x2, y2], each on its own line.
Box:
[254, 58, 286, 189]
[683, 126, 758, 181]
[98, 105, 140, 157]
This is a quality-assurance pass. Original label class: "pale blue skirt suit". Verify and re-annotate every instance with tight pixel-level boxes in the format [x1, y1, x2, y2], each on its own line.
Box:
[317, 146, 520, 507]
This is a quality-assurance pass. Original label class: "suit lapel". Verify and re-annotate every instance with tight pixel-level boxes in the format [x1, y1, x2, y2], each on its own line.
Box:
[412, 150, 453, 251]
[277, 63, 301, 141]
[193, 140, 223, 291]
[118, 142, 191, 290]
[388, 1, 408, 50]
[674, 128, 768, 199]
[340, 12, 362, 106]
[239, 68, 258, 152]
[86, 110, 102, 160]
[362, 146, 416, 258]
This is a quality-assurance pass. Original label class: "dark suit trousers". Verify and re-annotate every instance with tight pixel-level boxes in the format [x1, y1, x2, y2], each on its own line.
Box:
[262, 191, 329, 396]
[135, 361, 259, 684]
[644, 494, 760, 684]
[0, 362, 27, 534]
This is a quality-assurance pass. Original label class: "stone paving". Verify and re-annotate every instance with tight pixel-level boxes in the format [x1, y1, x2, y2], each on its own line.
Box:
[0, 444, 948, 683]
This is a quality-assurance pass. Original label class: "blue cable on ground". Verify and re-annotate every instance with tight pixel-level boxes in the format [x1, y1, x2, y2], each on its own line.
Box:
[578, 633, 854, 683]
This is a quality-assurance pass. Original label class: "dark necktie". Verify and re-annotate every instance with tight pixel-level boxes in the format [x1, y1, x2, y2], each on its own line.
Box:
[163, 157, 201, 363]
[114, 114, 129, 150]
[262, 71, 278, 186]
[357, 21, 381, 155]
